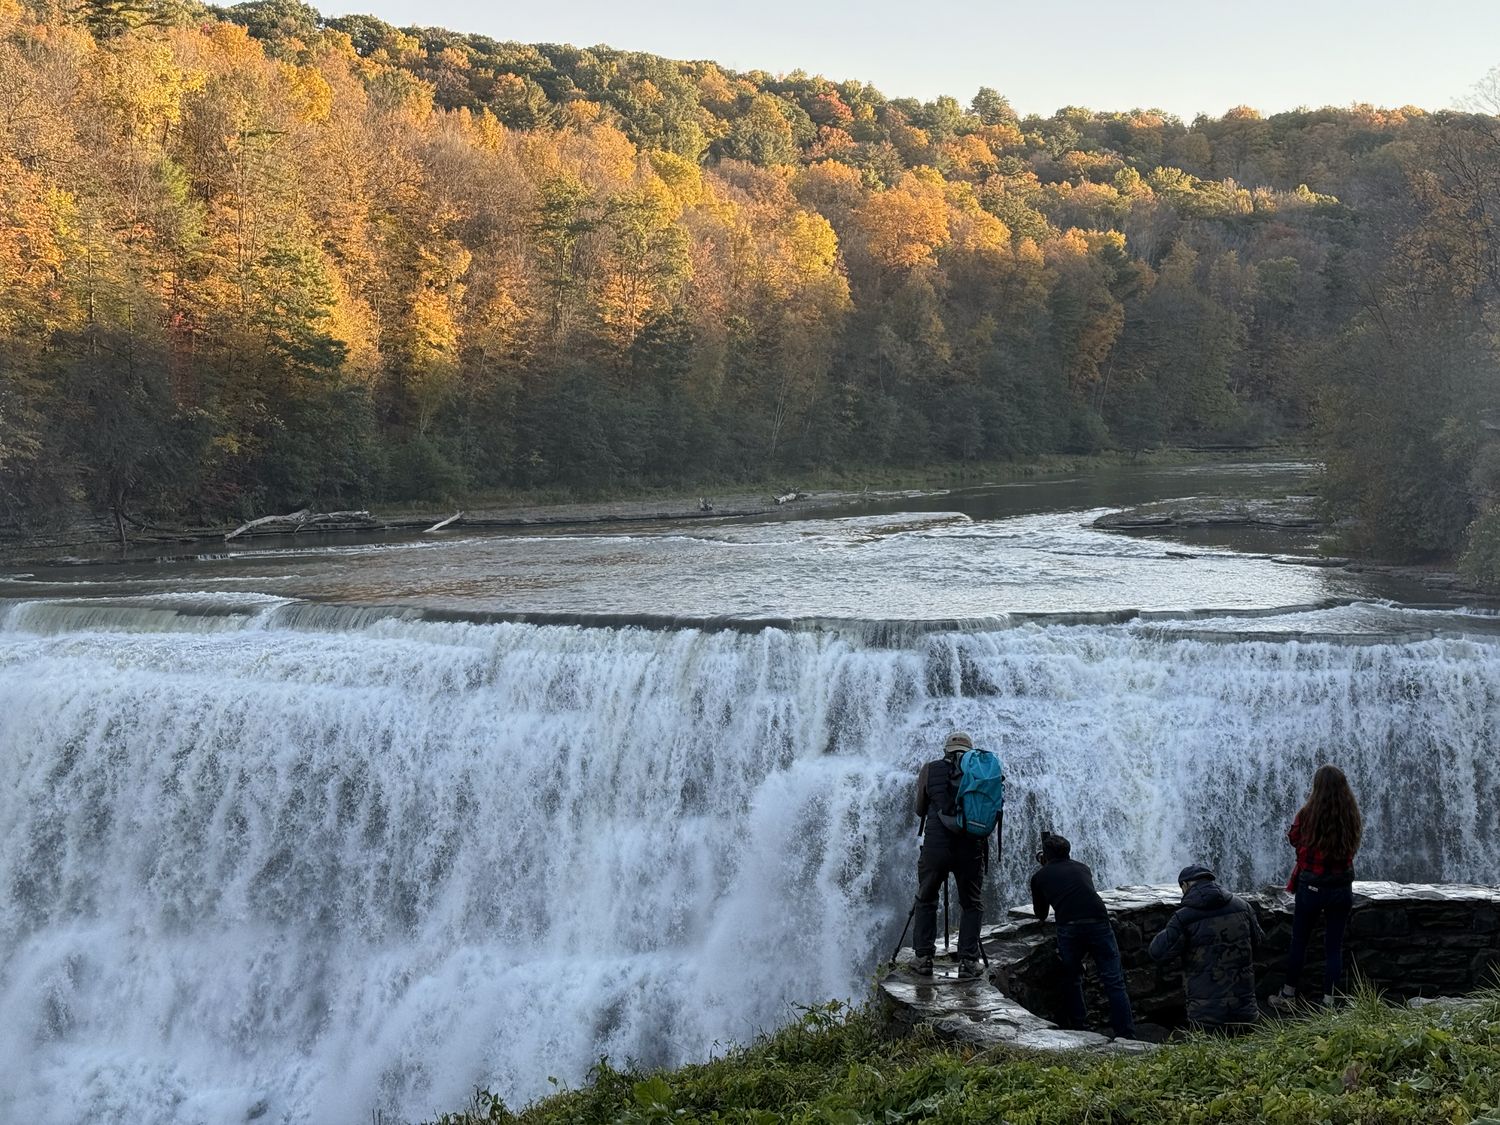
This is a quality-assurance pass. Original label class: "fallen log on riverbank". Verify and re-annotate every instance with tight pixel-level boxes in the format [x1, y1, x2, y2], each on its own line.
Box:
[225, 509, 381, 540]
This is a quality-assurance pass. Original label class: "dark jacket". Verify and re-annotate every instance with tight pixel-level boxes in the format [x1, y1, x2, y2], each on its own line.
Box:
[1030, 859, 1109, 924]
[1148, 880, 1265, 1028]
[914, 755, 979, 854]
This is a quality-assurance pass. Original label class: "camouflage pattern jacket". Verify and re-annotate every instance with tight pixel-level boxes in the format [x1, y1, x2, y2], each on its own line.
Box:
[1148, 881, 1265, 1028]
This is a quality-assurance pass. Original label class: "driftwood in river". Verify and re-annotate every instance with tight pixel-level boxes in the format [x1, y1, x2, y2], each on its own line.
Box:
[225, 509, 379, 540]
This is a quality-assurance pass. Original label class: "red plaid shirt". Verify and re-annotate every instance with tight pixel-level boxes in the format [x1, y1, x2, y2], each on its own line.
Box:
[1285, 812, 1355, 891]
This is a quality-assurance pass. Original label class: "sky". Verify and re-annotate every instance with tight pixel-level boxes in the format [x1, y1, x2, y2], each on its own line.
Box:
[321, 0, 1500, 120]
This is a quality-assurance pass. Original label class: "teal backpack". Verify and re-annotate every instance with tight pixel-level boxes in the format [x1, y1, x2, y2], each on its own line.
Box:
[941, 749, 1004, 838]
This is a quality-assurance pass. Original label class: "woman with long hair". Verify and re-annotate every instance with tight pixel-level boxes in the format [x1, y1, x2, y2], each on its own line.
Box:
[1271, 764, 1362, 1010]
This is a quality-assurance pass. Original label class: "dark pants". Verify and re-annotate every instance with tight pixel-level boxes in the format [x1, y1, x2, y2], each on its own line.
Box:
[1285, 880, 1353, 994]
[913, 848, 983, 960]
[1056, 919, 1136, 1038]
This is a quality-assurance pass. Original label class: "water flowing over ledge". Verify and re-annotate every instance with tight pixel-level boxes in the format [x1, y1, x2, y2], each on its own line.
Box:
[5, 593, 1500, 645]
[3, 598, 1499, 1123]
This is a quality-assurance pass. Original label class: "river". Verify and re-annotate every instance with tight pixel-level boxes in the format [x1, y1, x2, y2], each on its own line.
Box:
[2, 461, 1497, 1124]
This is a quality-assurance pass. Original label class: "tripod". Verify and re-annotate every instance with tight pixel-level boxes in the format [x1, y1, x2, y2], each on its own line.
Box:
[888, 827, 997, 970]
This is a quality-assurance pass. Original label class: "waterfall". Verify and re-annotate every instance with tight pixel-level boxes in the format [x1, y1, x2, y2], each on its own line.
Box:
[2, 604, 1497, 1123]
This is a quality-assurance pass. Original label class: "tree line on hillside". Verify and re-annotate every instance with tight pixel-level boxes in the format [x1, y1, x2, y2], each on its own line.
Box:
[0, 0, 1496, 576]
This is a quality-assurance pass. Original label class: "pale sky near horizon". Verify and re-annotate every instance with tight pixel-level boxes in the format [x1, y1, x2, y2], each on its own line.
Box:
[321, 0, 1499, 120]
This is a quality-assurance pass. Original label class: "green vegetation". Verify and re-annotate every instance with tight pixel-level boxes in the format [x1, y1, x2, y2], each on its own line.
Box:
[1, 0, 1496, 580]
[1311, 79, 1500, 577]
[422, 994, 1500, 1124]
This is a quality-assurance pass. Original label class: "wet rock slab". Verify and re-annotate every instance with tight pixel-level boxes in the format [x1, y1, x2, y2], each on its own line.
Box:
[880, 953, 1144, 1054]
[880, 882, 1500, 1054]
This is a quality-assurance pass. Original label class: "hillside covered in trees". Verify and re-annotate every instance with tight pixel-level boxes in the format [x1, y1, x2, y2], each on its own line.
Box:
[1, 0, 1497, 570]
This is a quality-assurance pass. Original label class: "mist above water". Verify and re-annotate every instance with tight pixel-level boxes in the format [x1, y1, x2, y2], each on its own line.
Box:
[2, 605, 1496, 1124]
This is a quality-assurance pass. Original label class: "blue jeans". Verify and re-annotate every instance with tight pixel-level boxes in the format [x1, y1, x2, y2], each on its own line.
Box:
[1285, 880, 1353, 994]
[1056, 919, 1136, 1038]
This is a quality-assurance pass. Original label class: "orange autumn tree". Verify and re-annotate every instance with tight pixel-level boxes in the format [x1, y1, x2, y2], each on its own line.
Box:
[0, 0, 1462, 528]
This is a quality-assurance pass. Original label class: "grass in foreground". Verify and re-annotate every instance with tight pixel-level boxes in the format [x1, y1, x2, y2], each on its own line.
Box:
[425, 991, 1500, 1125]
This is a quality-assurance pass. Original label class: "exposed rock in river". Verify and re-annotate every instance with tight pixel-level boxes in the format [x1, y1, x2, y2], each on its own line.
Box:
[1093, 494, 1322, 531]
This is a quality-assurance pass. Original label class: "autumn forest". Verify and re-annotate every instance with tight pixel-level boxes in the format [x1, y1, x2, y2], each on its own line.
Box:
[2, 0, 1499, 572]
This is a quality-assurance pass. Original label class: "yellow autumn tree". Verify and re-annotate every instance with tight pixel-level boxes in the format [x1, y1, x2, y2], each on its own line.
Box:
[855, 168, 950, 274]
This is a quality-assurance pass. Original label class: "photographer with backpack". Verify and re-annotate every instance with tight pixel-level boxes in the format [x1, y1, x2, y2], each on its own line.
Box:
[906, 731, 1003, 981]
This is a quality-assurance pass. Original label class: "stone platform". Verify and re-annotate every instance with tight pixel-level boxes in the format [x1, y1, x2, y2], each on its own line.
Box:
[881, 882, 1500, 1052]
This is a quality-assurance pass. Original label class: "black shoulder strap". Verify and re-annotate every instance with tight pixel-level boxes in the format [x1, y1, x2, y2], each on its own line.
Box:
[930, 756, 963, 832]
[944, 751, 967, 813]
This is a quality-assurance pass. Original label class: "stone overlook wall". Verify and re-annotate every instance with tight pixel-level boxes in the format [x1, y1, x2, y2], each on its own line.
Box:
[996, 882, 1500, 1031]
[882, 882, 1500, 1052]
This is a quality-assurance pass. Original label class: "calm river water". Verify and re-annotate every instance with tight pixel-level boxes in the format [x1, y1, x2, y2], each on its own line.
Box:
[0, 460, 1457, 625]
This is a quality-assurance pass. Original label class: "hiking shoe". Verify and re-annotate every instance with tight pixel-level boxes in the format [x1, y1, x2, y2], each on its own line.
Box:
[956, 958, 983, 981]
[1268, 988, 1298, 1013]
[909, 955, 933, 976]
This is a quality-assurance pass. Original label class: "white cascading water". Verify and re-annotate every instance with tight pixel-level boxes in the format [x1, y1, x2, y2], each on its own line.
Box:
[2, 600, 1498, 1124]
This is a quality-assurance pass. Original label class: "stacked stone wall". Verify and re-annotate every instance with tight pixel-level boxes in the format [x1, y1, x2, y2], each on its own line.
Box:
[992, 882, 1500, 1031]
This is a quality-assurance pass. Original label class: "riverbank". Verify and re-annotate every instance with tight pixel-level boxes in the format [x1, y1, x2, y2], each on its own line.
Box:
[380, 447, 1242, 524]
[421, 991, 1500, 1124]
[6, 446, 1494, 604]
[0, 447, 1285, 563]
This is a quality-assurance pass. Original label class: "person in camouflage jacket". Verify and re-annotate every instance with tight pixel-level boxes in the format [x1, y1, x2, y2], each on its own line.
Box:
[1148, 865, 1265, 1031]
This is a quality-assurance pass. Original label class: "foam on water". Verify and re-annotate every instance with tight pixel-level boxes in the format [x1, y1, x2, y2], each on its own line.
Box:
[2, 607, 1498, 1123]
